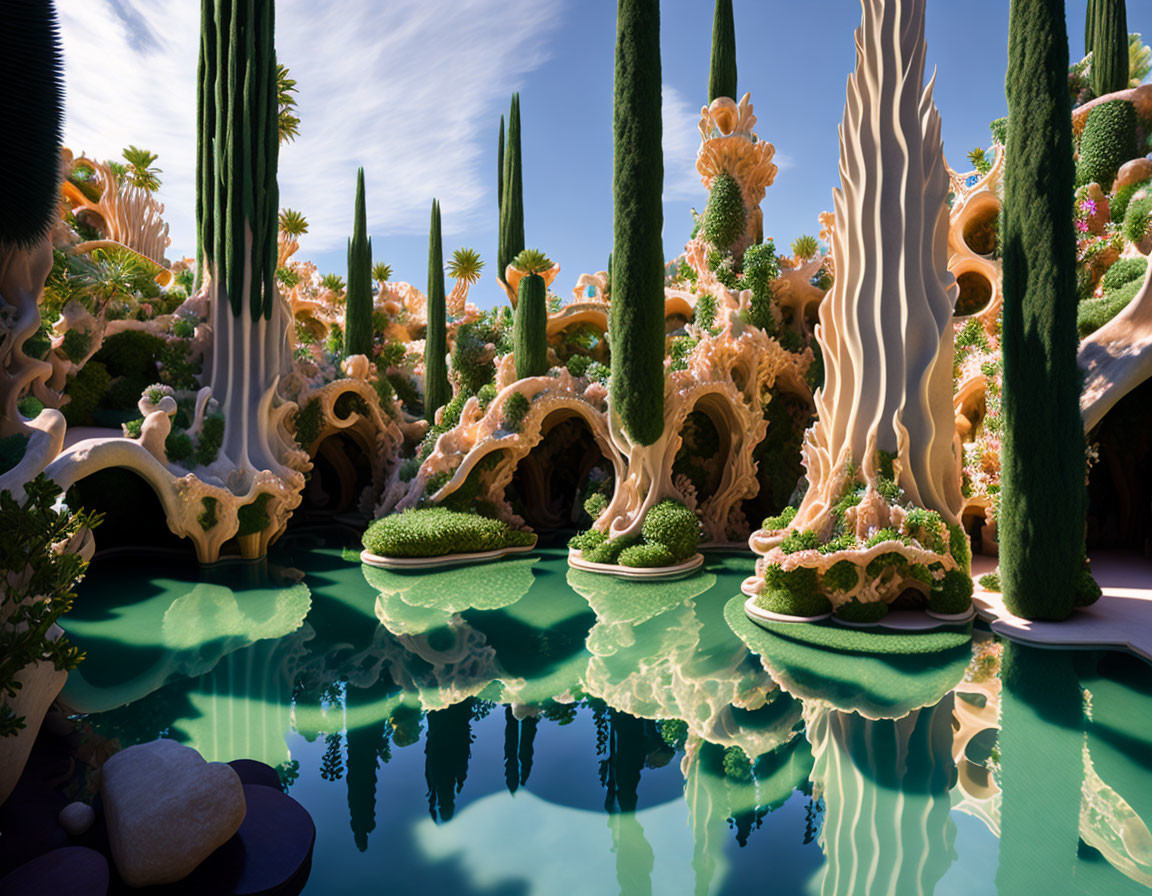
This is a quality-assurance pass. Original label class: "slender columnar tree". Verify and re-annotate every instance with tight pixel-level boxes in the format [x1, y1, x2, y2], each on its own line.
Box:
[424, 200, 449, 422]
[0, 0, 64, 437]
[344, 168, 373, 357]
[708, 0, 737, 103]
[1091, 0, 1128, 97]
[197, 0, 298, 484]
[497, 114, 505, 219]
[1085, 0, 1099, 56]
[611, 0, 665, 446]
[514, 273, 548, 379]
[1001, 0, 1085, 619]
[497, 94, 524, 284]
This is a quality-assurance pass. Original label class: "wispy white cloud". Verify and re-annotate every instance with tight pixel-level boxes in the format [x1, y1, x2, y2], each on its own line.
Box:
[661, 83, 702, 202]
[58, 0, 563, 260]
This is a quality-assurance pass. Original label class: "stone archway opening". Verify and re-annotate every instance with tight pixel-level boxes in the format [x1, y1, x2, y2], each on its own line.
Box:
[65, 467, 185, 555]
[671, 403, 731, 511]
[504, 411, 613, 539]
[1087, 377, 1152, 554]
[740, 390, 812, 532]
[298, 432, 373, 520]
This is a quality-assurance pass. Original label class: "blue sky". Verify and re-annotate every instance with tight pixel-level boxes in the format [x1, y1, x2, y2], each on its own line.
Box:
[60, 1, 1149, 309]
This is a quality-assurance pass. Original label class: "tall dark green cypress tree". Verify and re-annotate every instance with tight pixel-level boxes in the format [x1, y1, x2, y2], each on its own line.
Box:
[497, 114, 505, 220]
[1091, 0, 1128, 97]
[514, 273, 548, 379]
[1000, 0, 1085, 620]
[708, 0, 737, 103]
[498, 94, 524, 284]
[424, 200, 450, 422]
[1085, 0, 1099, 56]
[344, 168, 373, 357]
[611, 0, 665, 446]
[198, 0, 278, 321]
[0, 0, 63, 250]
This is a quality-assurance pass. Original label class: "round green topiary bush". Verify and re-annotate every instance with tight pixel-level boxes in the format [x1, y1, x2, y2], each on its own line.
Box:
[1101, 257, 1148, 291]
[1075, 100, 1137, 189]
[569, 527, 607, 553]
[928, 568, 973, 615]
[702, 172, 746, 251]
[1122, 194, 1152, 245]
[641, 499, 701, 562]
[362, 507, 534, 558]
[618, 543, 675, 568]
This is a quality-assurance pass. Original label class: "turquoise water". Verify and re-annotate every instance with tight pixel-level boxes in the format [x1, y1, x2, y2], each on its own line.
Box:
[63, 529, 1152, 895]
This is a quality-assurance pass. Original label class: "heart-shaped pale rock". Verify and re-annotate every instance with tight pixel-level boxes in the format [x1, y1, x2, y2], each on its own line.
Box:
[100, 738, 246, 887]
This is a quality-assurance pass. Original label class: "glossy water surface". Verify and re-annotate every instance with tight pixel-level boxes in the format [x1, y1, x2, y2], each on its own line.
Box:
[64, 529, 1152, 895]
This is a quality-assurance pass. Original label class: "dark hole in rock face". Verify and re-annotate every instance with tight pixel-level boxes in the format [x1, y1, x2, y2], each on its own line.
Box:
[962, 509, 988, 556]
[954, 271, 993, 317]
[740, 393, 812, 534]
[963, 206, 999, 257]
[672, 409, 725, 507]
[1087, 377, 1152, 554]
[297, 432, 372, 520]
[65, 468, 184, 555]
[890, 587, 928, 611]
[505, 415, 611, 540]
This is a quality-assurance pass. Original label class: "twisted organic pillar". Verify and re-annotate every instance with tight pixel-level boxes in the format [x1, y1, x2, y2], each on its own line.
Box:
[745, 0, 966, 616]
[196, 0, 304, 548]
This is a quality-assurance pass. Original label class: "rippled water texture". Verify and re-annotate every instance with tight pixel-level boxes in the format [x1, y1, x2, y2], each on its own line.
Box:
[62, 530, 1152, 895]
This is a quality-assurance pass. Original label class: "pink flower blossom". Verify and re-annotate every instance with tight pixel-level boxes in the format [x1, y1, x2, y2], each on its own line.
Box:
[1079, 198, 1097, 216]
[1075, 219, 1089, 232]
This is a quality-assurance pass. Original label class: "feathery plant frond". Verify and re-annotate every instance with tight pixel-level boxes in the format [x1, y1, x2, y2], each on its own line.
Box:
[790, 235, 820, 261]
[512, 249, 552, 275]
[277, 62, 300, 145]
[320, 273, 346, 294]
[447, 248, 485, 283]
[278, 208, 309, 236]
[372, 262, 393, 284]
[122, 145, 162, 192]
[1131, 33, 1152, 86]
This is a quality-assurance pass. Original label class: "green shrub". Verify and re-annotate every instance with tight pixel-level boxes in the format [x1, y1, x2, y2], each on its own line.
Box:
[566, 354, 592, 378]
[990, 117, 1008, 145]
[1074, 561, 1102, 606]
[761, 504, 797, 531]
[618, 543, 675, 568]
[702, 172, 746, 250]
[106, 376, 145, 411]
[0, 476, 97, 736]
[835, 599, 889, 623]
[1100, 257, 1147, 291]
[1111, 179, 1150, 223]
[1076, 100, 1137, 188]
[569, 527, 607, 552]
[742, 241, 779, 332]
[0, 434, 30, 476]
[978, 570, 1001, 591]
[821, 560, 859, 594]
[584, 491, 609, 519]
[583, 534, 637, 565]
[514, 272, 549, 379]
[641, 499, 700, 561]
[294, 399, 321, 449]
[196, 414, 225, 466]
[95, 329, 166, 380]
[780, 528, 821, 554]
[477, 383, 498, 410]
[694, 292, 718, 331]
[122, 418, 144, 438]
[61, 361, 111, 426]
[164, 430, 193, 464]
[236, 492, 272, 537]
[363, 508, 534, 558]
[904, 507, 946, 553]
[61, 328, 92, 363]
[948, 523, 972, 571]
[928, 568, 973, 614]
[586, 361, 611, 384]
[757, 564, 829, 617]
[198, 497, 219, 531]
[1122, 194, 1152, 243]
[722, 746, 752, 783]
[1078, 276, 1142, 335]
[502, 391, 530, 433]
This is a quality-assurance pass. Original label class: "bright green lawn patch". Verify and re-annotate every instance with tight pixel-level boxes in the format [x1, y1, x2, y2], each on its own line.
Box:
[363, 507, 534, 558]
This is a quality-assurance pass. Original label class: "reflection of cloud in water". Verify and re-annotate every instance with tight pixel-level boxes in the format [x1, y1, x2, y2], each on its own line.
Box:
[413, 789, 700, 896]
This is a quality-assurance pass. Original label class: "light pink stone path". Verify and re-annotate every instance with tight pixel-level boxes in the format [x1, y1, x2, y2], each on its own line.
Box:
[972, 551, 1152, 662]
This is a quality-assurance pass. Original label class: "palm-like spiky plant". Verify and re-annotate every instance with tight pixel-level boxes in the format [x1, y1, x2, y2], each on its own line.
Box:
[320, 273, 346, 300]
[277, 63, 300, 145]
[512, 248, 553, 275]
[278, 208, 309, 236]
[372, 262, 392, 287]
[121, 145, 161, 192]
[790, 235, 820, 262]
[446, 248, 484, 316]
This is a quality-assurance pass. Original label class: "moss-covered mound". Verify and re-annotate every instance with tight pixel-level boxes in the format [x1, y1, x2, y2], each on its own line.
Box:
[569, 498, 701, 568]
[1076, 100, 1137, 189]
[363, 508, 535, 558]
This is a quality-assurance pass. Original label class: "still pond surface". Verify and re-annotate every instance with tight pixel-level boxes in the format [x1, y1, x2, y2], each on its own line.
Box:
[63, 529, 1152, 895]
